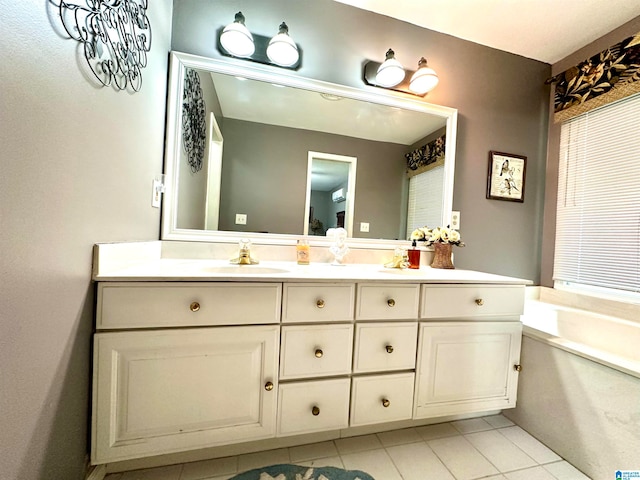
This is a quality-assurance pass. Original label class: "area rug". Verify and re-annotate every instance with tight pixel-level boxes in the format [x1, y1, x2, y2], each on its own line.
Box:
[228, 463, 375, 480]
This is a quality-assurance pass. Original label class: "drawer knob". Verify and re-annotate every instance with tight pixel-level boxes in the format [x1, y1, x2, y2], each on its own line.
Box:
[385, 345, 394, 354]
[311, 406, 320, 416]
[264, 381, 274, 391]
[514, 364, 523, 372]
[189, 301, 201, 312]
[316, 299, 325, 309]
[475, 298, 484, 306]
[387, 298, 396, 307]
[381, 398, 391, 408]
[315, 348, 324, 358]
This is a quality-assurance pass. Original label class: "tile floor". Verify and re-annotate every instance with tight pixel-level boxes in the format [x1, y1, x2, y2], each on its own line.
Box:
[104, 415, 591, 480]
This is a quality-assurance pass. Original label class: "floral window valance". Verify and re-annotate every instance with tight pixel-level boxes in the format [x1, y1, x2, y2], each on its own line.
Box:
[406, 134, 446, 178]
[547, 32, 640, 123]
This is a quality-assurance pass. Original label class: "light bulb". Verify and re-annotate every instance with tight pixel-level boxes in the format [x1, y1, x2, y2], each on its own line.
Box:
[266, 22, 299, 67]
[409, 57, 439, 94]
[220, 12, 255, 58]
[375, 49, 405, 88]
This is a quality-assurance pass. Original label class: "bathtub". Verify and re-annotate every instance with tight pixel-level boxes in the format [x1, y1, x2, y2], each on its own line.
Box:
[505, 291, 640, 479]
[520, 299, 640, 379]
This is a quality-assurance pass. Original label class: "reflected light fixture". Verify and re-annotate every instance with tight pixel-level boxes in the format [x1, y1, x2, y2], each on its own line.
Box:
[375, 49, 405, 87]
[220, 11, 255, 58]
[266, 22, 299, 67]
[409, 57, 439, 94]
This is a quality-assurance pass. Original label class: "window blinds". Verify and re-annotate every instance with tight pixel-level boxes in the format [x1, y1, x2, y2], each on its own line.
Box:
[554, 92, 640, 294]
[406, 165, 444, 239]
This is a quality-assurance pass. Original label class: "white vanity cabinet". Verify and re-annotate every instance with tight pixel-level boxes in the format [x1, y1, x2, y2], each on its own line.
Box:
[91, 264, 528, 466]
[414, 285, 524, 419]
[91, 283, 281, 464]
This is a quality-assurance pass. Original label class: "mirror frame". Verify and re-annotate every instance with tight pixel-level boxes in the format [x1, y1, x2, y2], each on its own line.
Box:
[161, 51, 458, 248]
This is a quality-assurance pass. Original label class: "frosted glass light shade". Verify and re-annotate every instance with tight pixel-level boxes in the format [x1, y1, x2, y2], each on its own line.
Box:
[375, 49, 405, 88]
[409, 58, 439, 94]
[220, 12, 255, 58]
[267, 23, 299, 67]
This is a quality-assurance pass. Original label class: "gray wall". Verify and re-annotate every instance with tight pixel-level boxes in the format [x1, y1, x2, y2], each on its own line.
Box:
[539, 16, 640, 286]
[172, 0, 551, 282]
[218, 118, 407, 239]
[0, 3, 173, 479]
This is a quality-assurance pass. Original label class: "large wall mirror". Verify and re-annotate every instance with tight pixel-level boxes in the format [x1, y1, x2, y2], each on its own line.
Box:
[161, 52, 458, 247]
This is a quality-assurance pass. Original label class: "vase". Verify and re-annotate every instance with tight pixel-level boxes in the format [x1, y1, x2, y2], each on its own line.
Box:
[431, 242, 454, 269]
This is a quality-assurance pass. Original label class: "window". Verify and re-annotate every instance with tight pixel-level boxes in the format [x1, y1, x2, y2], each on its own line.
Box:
[554, 92, 640, 296]
[406, 166, 444, 238]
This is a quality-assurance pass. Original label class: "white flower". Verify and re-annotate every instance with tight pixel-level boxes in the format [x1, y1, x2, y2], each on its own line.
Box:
[448, 230, 460, 242]
[410, 228, 425, 240]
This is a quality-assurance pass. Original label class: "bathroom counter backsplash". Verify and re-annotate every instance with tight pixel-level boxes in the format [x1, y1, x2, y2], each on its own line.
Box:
[93, 241, 531, 284]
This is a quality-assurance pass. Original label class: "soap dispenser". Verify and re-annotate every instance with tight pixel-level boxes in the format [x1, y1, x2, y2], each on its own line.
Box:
[408, 240, 421, 269]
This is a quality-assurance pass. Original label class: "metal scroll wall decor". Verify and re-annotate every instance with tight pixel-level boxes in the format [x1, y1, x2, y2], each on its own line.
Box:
[405, 134, 446, 178]
[182, 68, 207, 173]
[547, 31, 640, 123]
[54, 0, 152, 92]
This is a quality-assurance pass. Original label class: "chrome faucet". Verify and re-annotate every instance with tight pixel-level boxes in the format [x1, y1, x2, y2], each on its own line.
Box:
[230, 238, 259, 265]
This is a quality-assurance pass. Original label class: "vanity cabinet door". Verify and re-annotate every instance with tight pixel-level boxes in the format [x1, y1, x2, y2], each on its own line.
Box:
[91, 325, 279, 464]
[414, 322, 522, 419]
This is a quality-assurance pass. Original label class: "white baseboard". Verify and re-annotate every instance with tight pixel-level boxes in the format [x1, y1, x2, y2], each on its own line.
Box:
[86, 464, 106, 480]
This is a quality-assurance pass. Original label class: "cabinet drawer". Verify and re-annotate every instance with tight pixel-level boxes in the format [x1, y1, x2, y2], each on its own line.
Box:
[277, 378, 350, 436]
[282, 283, 355, 323]
[353, 322, 417, 373]
[97, 282, 281, 329]
[280, 324, 354, 380]
[421, 285, 525, 319]
[350, 373, 415, 427]
[356, 284, 419, 320]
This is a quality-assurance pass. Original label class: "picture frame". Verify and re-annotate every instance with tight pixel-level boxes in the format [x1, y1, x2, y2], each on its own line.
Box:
[486, 151, 527, 202]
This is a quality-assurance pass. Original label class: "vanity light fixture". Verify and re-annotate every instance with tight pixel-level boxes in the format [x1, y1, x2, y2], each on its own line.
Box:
[375, 49, 405, 87]
[217, 14, 302, 70]
[266, 22, 300, 67]
[409, 57, 439, 94]
[363, 50, 439, 97]
[219, 12, 255, 58]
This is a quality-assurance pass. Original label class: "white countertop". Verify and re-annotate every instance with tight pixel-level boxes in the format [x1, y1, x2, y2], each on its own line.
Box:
[93, 258, 530, 284]
[92, 241, 532, 284]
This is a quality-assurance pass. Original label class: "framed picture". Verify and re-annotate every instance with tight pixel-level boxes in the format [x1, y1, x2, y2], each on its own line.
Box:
[486, 151, 527, 202]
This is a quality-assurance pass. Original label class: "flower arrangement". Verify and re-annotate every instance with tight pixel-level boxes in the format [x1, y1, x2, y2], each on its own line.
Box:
[410, 225, 465, 247]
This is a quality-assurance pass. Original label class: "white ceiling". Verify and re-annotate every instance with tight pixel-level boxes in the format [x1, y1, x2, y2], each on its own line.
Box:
[334, 0, 640, 64]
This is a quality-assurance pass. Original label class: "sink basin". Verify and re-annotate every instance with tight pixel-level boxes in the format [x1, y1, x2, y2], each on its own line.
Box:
[207, 265, 290, 275]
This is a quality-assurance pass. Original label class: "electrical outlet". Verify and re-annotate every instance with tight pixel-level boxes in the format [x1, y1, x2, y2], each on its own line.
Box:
[360, 222, 369, 233]
[235, 213, 247, 225]
[451, 211, 461, 229]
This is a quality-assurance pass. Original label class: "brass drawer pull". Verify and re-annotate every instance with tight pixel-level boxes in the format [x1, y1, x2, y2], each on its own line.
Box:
[381, 398, 390, 408]
[316, 299, 325, 309]
[385, 345, 394, 354]
[189, 301, 201, 312]
[514, 364, 522, 372]
[387, 298, 396, 307]
[264, 381, 274, 391]
[315, 348, 324, 358]
[475, 298, 484, 306]
[312, 406, 320, 416]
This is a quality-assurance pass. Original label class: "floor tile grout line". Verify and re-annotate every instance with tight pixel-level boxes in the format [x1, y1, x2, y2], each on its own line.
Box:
[380, 435, 459, 480]
[494, 425, 564, 465]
